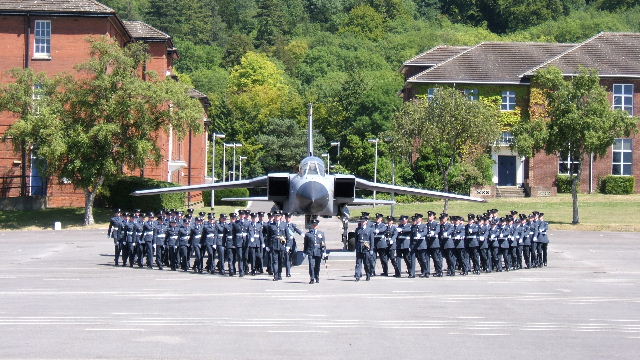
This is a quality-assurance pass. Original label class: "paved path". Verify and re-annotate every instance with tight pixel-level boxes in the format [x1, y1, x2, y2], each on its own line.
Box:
[0, 228, 638, 359]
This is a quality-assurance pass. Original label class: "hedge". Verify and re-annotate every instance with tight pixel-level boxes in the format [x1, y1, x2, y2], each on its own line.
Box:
[556, 175, 574, 193]
[202, 188, 249, 207]
[102, 176, 185, 211]
[600, 175, 635, 195]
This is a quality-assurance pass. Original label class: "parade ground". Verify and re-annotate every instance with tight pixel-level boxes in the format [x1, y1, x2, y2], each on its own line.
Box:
[0, 225, 639, 360]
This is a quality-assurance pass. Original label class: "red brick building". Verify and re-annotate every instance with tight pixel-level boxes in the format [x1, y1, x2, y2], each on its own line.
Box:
[0, 0, 209, 208]
[401, 32, 640, 195]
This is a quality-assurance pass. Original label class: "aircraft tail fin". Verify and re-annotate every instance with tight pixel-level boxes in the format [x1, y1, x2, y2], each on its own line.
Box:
[307, 103, 313, 157]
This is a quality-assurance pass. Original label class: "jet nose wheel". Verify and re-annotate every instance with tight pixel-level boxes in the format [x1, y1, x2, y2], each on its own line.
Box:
[296, 181, 329, 212]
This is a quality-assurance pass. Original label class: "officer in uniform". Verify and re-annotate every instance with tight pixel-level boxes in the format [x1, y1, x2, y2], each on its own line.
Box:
[354, 216, 375, 281]
[537, 213, 549, 266]
[177, 218, 191, 271]
[108, 209, 123, 266]
[452, 216, 468, 275]
[201, 213, 216, 273]
[166, 218, 180, 271]
[488, 218, 500, 271]
[530, 212, 540, 267]
[497, 217, 511, 271]
[263, 212, 274, 275]
[465, 214, 481, 274]
[439, 214, 456, 276]
[247, 213, 265, 275]
[232, 212, 247, 277]
[268, 211, 288, 281]
[425, 211, 441, 277]
[477, 216, 491, 272]
[372, 213, 389, 276]
[142, 213, 155, 269]
[215, 214, 228, 275]
[134, 213, 145, 267]
[386, 216, 400, 277]
[190, 216, 204, 273]
[254, 212, 267, 273]
[395, 215, 411, 277]
[153, 215, 168, 270]
[122, 213, 136, 267]
[409, 214, 428, 278]
[285, 213, 303, 277]
[304, 219, 326, 284]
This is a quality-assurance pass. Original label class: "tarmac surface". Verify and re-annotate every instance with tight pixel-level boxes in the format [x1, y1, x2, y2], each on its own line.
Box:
[0, 222, 639, 360]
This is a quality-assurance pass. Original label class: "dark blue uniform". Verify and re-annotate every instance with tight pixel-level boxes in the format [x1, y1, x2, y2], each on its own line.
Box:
[247, 220, 265, 275]
[285, 221, 303, 277]
[142, 220, 155, 268]
[409, 222, 428, 278]
[440, 221, 455, 276]
[426, 220, 442, 276]
[201, 220, 217, 273]
[354, 224, 375, 281]
[165, 223, 179, 271]
[372, 221, 389, 276]
[190, 222, 204, 272]
[108, 215, 123, 266]
[268, 220, 288, 280]
[465, 222, 480, 274]
[153, 221, 168, 270]
[304, 228, 326, 283]
[395, 222, 412, 277]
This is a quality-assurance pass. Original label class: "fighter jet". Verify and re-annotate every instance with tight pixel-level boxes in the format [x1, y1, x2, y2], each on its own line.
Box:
[132, 104, 485, 244]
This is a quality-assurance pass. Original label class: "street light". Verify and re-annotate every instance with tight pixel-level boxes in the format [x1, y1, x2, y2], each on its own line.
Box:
[231, 143, 243, 181]
[330, 141, 340, 165]
[321, 153, 330, 175]
[210, 133, 225, 209]
[368, 138, 379, 205]
[238, 156, 247, 180]
[223, 143, 234, 183]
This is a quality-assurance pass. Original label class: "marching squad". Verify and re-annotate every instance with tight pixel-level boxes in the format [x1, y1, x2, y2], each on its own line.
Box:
[107, 208, 549, 284]
[352, 209, 550, 281]
[108, 209, 326, 283]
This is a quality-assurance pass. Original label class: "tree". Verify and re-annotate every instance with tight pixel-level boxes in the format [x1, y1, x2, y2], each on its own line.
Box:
[513, 66, 637, 224]
[145, 0, 214, 44]
[338, 5, 386, 40]
[390, 88, 501, 212]
[254, 0, 288, 48]
[1, 37, 203, 225]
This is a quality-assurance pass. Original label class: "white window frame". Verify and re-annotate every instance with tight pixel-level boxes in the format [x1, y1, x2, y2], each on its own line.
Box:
[501, 90, 516, 111]
[34, 20, 51, 59]
[558, 152, 580, 175]
[613, 84, 633, 115]
[464, 89, 478, 101]
[32, 83, 44, 113]
[612, 138, 633, 176]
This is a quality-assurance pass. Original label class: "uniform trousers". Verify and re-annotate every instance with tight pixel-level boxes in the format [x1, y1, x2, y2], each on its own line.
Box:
[168, 246, 177, 270]
[479, 248, 491, 272]
[155, 245, 164, 269]
[468, 247, 480, 272]
[144, 241, 154, 268]
[490, 247, 500, 271]
[444, 248, 456, 275]
[202, 244, 214, 272]
[215, 245, 226, 273]
[409, 249, 428, 277]
[178, 245, 189, 270]
[308, 255, 321, 281]
[126, 242, 136, 266]
[114, 241, 124, 265]
[376, 248, 390, 275]
[530, 242, 539, 266]
[395, 249, 410, 276]
[428, 248, 442, 275]
[455, 248, 469, 274]
[389, 248, 400, 276]
[271, 249, 285, 279]
[498, 248, 511, 270]
[246, 247, 259, 273]
[355, 251, 373, 279]
[191, 245, 202, 271]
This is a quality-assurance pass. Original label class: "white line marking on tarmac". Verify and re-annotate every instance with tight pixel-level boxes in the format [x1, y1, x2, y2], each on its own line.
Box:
[472, 333, 508, 336]
[268, 330, 328, 333]
[43, 278, 79, 281]
[265, 289, 308, 292]
[85, 328, 145, 331]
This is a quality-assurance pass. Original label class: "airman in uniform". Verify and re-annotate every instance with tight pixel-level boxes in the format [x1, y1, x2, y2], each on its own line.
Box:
[304, 219, 326, 284]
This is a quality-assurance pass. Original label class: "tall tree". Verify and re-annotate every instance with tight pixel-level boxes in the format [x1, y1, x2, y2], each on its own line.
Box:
[513, 67, 637, 224]
[1, 37, 203, 225]
[254, 0, 288, 48]
[145, 0, 214, 44]
[391, 88, 501, 212]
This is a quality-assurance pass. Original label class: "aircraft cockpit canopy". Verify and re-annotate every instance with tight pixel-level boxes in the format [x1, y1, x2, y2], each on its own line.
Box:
[298, 156, 326, 176]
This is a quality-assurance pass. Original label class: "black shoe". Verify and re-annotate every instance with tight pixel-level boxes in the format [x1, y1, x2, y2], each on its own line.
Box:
[114, 261, 119, 266]
[278, 275, 282, 280]
[273, 278, 278, 281]
[355, 277, 360, 282]
[408, 275, 415, 278]
[286, 274, 291, 278]
[394, 274, 401, 278]
[423, 274, 429, 278]
[315, 279, 319, 283]
[309, 280, 315, 284]
[366, 275, 371, 281]
[158, 267, 163, 270]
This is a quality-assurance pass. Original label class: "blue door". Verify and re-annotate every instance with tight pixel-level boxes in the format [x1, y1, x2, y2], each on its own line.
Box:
[498, 156, 516, 186]
[30, 156, 46, 196]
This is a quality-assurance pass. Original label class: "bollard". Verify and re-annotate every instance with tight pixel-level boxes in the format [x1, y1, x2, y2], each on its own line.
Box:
[54, 222, 62, 231]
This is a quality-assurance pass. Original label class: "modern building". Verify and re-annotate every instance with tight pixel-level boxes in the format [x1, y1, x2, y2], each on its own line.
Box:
[401, 32, 640, 195]
[0, 0, 209, 208]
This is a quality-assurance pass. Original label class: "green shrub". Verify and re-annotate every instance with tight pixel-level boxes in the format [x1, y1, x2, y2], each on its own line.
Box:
[202, 188, 249, 207]
[556, 175, 574, 193]
[102, 176, 185, 211]
[600, 175, 635, 195]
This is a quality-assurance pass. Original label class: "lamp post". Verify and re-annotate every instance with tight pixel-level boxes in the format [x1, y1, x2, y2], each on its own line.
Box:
[239, 156, 247, 180]
[368, 138, 379, 205]
[223, 143, 233, 183]
[210, 133, 225, 209]
[232, 143, 243, 181]
[321, 153, 330, 174]
[330, 141, 340, 165]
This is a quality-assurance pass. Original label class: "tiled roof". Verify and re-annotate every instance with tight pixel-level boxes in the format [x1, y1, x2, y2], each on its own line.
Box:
[409, 42, 576, 84]
[123, 21, 171, 41]
[0, 0, 114, 14]
[404, 45, 470, 66]
[522, 32, 640, 78]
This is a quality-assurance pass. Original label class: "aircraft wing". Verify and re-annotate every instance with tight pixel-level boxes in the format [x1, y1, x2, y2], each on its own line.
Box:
[349, 198, 396, 205]
[221, 197, 271, 202]
[130, 176, 268, 196]
[354, 178, 486, 203]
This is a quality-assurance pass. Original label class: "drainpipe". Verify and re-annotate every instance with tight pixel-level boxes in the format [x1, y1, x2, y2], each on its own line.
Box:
[187, 129, 192, 207]
[20, 14, 32, 197]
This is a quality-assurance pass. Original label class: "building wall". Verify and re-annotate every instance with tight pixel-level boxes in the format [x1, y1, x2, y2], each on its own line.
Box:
[0, 14, 207, 207]
[527, 78, 640, 193]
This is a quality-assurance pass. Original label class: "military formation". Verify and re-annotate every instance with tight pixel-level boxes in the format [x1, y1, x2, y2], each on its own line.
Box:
[108, 209, 325, 283]
[107, 208, 549, 283]
[352, 209, 550, 281]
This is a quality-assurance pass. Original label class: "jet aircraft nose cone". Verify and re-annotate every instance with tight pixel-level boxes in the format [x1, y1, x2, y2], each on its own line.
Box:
[296, 181, 329, 213]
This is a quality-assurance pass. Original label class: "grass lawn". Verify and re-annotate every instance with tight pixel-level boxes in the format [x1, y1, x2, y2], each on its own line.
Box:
[0, 205, 242, 231]
[356, 193, 640, 232]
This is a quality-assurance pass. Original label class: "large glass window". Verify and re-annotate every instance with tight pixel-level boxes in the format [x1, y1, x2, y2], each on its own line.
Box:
[464, 89, 478, 101]
[34, 20, 51, 58]
[612, 138, 633, 176]
[501, 90, 516, 111]
[613, 84, 633, 115]
[427, 88, 438, 100]
[558, 152, 580, 175]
